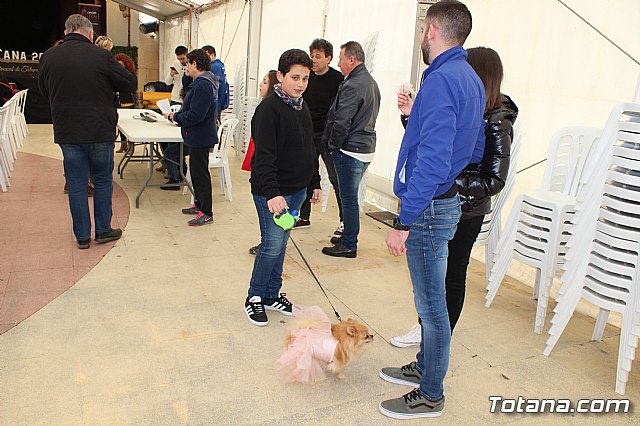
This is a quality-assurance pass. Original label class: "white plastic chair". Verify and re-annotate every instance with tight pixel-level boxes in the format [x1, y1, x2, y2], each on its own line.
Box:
[0, 105, 11, 191]
[183, 117, 240, 202]
[474, 121, 523, 282]
[239, 96, 258, 155]
[9, 94, 24, 148]
[543, 105, 640, 394]
[485, 126, 602, 334]
[0, 103, 16, 168]
[2, 96, 21, 155]
[16, 89, 28, 139]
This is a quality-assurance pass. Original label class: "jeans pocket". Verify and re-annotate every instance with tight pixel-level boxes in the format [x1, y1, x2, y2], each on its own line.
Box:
[427, 207, 461, 260]
[428, 222, 457, 259]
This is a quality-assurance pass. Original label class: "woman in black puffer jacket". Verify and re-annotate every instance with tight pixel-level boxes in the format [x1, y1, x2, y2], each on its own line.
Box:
[392, 47, 519, 347]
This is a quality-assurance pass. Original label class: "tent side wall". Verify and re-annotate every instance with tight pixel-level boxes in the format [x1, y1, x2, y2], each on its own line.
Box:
[160, 0, 640, 295]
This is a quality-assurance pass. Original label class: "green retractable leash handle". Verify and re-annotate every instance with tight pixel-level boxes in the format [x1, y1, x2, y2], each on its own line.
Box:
[273, 209, 299, 231]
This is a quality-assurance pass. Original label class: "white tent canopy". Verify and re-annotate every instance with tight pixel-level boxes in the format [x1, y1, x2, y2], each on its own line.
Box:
[111, 0, 214, 21]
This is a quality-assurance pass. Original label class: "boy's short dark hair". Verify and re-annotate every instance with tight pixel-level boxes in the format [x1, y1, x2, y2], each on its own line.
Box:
[278, 49, 313, 75]
[175, 45, 188, 56]
[201, 45, 216, 57]
[187, 49, 212, 71]
[309, 38, 333, 59]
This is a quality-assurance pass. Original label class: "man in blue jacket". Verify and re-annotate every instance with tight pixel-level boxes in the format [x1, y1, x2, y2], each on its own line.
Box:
[183, 45, 228, 121]
[379, 1, 485, 419]
[164, 49, 218, 226]
[202, 45, 228, 117]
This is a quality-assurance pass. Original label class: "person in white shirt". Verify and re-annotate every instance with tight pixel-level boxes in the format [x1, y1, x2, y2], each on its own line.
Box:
[165, 45, 188, 105]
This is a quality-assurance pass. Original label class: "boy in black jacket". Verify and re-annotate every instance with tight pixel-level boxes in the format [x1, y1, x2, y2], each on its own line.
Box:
[244, 49, 321, 326]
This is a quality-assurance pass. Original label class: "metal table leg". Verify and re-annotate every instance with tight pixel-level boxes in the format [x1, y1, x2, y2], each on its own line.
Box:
[178, 143, 194, 197]
[135, 142, 156, 208]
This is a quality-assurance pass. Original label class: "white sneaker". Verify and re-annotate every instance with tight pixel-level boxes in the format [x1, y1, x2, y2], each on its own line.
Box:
[333, 222, 344, 238]
[391, 324, 421, 348]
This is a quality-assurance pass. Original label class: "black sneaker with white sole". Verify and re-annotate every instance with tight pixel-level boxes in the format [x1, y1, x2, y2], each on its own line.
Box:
[262, 293, 293, 316]
[245, 296, 268, 326]
[379, 361, 422, 387]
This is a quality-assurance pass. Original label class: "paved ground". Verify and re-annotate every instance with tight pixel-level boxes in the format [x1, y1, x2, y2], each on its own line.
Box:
[0, 152, 129, 334]
[0, 125, 637, 424]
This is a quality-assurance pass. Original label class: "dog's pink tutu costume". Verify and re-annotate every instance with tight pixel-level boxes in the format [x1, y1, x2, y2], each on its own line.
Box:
[276, 305, 338, 384]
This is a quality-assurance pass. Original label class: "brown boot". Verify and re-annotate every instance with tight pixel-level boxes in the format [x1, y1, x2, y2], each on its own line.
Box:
[116, 142, 128, 153]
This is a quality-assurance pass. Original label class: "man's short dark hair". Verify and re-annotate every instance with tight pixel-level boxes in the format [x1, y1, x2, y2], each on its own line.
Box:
[340, 41, 365, 63]
[278, 49, 313, 75]
[175, 45, 188, 56]
[309, 38, 333, 59]
[187, 49, 212, 71]
[426, 0, 472, 45]
[201, 45, 216, 57]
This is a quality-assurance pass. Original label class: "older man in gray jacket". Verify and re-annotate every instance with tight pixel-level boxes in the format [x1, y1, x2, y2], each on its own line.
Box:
[321, 41, 380, 258]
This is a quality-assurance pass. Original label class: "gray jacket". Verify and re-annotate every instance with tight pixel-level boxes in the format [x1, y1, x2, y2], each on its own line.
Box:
[323, 64, 381, 154]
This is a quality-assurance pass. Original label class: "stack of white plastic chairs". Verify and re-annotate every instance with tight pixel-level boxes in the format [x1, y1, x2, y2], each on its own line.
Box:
[485, 126, 602, 334]
[543, 102, 640, 395]
[475, 121, 524, 281]
[0, 89, 28, 191]
[231, 57, 247, 156]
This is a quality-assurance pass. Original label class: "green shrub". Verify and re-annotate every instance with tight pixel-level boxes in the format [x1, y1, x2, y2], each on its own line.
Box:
[112, 45, 139, 70]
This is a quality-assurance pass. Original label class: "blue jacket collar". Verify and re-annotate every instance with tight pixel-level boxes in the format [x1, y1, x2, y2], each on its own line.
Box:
[423, 46, 467, 79]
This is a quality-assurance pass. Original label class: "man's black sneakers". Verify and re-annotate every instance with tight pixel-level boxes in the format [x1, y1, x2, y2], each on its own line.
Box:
[380, 390, 444, 419]
[379, 361, 422, 387]
[95, 228, 122, 244]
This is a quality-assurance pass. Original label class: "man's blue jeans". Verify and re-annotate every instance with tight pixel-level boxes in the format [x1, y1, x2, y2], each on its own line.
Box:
[330, 150, 369, 250]
[248, 188, 306, 299]
[405, 194, 461, 400]
[59, 142, 115, 241]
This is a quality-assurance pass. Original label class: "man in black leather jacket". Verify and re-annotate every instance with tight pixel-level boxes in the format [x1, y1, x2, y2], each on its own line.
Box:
[321, 41, 381, 258]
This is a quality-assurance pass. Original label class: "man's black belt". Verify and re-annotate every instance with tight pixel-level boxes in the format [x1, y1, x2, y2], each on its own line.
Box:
[433, 184, 458, 200]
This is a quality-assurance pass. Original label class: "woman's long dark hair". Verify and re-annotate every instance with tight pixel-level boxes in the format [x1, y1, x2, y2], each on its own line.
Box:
[265, 69, 278, 97]
[466, 47, 503, 112]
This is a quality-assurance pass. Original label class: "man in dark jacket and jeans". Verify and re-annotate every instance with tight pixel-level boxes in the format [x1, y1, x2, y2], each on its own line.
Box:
[38, 14, 136, 249]
[321, 41, 380, 258]
[165, 49, 218, 226]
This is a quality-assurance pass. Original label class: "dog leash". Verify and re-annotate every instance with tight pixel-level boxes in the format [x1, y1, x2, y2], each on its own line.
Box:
[289, 237, 342, 322]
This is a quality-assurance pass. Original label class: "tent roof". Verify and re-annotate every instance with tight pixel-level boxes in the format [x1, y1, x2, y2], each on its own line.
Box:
[112, 0, 209, 20]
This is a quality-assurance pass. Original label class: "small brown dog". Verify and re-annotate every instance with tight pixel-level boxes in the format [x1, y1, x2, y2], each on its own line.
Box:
[277, 306, 373, 383]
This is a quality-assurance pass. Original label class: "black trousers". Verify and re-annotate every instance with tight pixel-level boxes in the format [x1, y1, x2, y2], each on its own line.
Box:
[189, 146, 213, 217]
[445, 214, 484, 332]
[299, 134, 343, 222]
